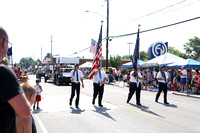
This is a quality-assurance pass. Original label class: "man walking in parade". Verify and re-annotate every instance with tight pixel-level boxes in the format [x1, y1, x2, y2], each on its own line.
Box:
[155, 65, 169, 104]
[69, 64, 84, 108]
[92, 64, 108, 107]
[127, 68, 143, 105]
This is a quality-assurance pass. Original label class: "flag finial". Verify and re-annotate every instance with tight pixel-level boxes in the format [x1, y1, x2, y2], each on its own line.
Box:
[138, 24, 141, 29]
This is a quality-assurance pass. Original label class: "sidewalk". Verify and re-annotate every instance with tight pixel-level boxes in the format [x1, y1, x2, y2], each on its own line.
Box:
[108, 80, 200, 99]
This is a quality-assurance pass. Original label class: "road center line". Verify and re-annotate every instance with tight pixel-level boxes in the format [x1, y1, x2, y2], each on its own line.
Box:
[33, 114, 48, 133]
[119, 105, 158, 119]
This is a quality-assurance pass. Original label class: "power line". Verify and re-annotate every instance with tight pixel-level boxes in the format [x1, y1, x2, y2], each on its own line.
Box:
[110, 0, 187, 29]
[110, 16, 200, 39]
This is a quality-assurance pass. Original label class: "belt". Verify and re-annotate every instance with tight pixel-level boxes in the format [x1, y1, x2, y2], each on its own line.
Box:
[73, 82, 80, 84]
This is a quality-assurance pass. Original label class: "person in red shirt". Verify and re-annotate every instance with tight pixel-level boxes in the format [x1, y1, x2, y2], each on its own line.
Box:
[13, 63, 18, 76]
[194, 69, 200, 94]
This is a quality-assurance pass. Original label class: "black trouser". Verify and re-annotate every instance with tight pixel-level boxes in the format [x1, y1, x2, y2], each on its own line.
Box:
[93, 83, 104, 105]
[156, 82, 168, 103]
[127, 82, 141, 104]
[70, 82, 80, 107]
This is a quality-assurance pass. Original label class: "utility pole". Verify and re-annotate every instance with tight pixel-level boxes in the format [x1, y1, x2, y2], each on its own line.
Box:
[51, 35, 53, 57]
[105, 0, 109, 74]
[127, 42, 133, 59]
[41, 45, 42, 62]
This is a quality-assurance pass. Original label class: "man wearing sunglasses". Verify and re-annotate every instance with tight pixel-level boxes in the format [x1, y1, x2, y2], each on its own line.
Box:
[0, 26, 31, 133]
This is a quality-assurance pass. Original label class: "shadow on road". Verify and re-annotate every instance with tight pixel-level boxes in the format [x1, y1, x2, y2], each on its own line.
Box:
[92, 105, 116, 121]
[70, 107, 85, 114]
[129, 103, 164, 118]
[32, 108, 43, 114]
[157, 102, 178, 108]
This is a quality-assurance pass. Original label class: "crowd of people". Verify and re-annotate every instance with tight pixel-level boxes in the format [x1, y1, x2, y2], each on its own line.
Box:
[120, 66, 200, 94]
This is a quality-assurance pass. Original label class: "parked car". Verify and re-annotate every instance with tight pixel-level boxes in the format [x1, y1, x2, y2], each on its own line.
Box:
[54, 67, 73, 85]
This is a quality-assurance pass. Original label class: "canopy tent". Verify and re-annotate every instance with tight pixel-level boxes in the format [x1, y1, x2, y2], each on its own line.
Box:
[141, 53, 186, 67]
[121, 60, 145, 67]
[167, 59, 200, 68]
[79, 61, 92, 68]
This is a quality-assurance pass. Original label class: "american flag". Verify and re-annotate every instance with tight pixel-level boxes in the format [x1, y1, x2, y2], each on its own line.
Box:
[89, 39, 97, 54]
[89, 24, 103, 79]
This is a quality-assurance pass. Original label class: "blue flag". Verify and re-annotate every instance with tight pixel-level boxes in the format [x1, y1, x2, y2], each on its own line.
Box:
[132, 26, 140, 73]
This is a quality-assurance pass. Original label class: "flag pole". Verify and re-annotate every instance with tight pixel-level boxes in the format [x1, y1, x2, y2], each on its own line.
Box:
[100, 20, 104, 67]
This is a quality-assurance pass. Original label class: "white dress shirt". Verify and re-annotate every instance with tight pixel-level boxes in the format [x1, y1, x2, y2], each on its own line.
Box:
[93, 70, 107, 84]
[70, 70, 83, 83]
[130, 71, 143, 87]
[157, 71, 168, 83]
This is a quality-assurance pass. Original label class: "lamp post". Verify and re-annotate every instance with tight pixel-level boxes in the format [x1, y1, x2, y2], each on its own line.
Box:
[85, 0, 109, 73]
[127, 42, 133, 59]
[105, 0, 109, 74]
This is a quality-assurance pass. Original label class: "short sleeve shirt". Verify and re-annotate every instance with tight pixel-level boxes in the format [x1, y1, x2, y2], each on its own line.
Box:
[93, 70, 107, 83]
[157, 71, 169, 83]
[0, 64, 23, 133]
[70, 70, 83, 82]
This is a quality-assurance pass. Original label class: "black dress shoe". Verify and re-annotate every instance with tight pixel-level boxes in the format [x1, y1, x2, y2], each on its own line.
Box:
[75, 106, 79, 108]
[92, 100, 95, 105]
[99, 104, 103, 107]
[164, 102, 169, 104]
[126, 100, 129, 103]
[136, 103, 141, 106]
[155, 100, 158, 103]
[69, 102, 72, 106]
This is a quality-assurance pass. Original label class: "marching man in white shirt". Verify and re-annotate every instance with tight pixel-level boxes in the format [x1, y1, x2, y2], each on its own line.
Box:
[156, 65, 169, 104]
[69, 64, 84, 108]
[127, 68, 143, 105]
[92, 64, 108, 107]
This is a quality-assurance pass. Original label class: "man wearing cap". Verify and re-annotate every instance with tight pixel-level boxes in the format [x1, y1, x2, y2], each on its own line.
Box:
[127, 68, 143, 105]
[155, 65, 169, 104]
[69, 64, 84, 108]
[92, 64, 108, 107]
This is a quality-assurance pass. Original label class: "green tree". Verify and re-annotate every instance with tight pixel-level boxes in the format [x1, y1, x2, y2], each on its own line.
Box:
[168, 46, 188, 59]
[109, 55, 121, 69]
[45, 53, 52, 58]
[184, 36, 200, 60]
[19, 57, 35, 69]
[140, 51, 148, 61]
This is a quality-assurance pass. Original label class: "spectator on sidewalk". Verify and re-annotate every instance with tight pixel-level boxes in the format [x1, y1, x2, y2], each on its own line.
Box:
[194, 69, 199, 94]
[16, 83, 37, 133]
[0, 26, 30, 133]
[33, 79, 43, 110]
[180, 66, 187, 93]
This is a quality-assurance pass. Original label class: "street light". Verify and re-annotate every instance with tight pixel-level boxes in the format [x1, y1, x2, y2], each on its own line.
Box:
[85, 0, 109, 74]
[127, 42, 133, 59]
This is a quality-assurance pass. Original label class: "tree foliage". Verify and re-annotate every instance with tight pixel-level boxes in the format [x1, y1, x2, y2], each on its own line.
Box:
[168, 46, 188, 59]
[19, 57, 36, 69]
[184, 36, 200, 60]
[109, 55, 121, 69]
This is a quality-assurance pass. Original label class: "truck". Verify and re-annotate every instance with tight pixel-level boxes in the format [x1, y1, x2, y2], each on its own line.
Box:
[53, 57, 79, 85]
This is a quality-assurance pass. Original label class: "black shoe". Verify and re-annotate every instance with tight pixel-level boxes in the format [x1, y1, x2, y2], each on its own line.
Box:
[99, 104, 103, 107]
[37, 107, 40, 110]
[164, 102, 169, 104]
[126, 100, 129, 103]
[33, 106, 35, 111]
[69, 100, 72, 106]
[92, 100, 95, 105]
[155, 100, 158, 103]
[75, 106, 79, 109]
[136, 103, 141, 106]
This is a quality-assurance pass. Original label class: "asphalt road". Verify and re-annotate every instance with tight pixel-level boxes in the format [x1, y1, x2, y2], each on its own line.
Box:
[28, 75, 200, 133]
